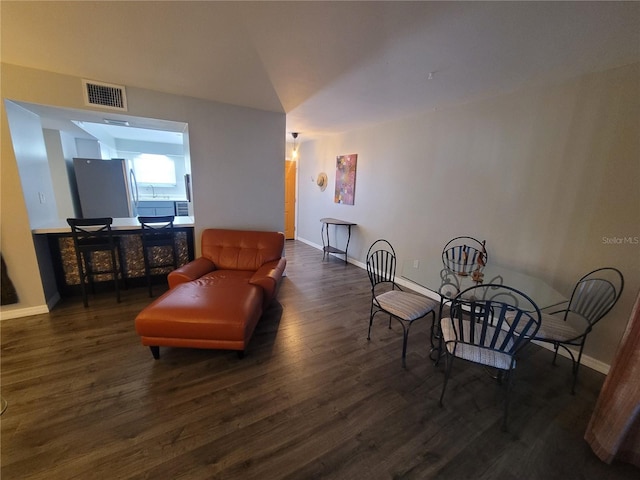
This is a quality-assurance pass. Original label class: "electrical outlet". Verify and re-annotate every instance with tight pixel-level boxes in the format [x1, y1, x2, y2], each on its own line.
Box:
[413, 259, 419, 269]
[38, 192, 46, 204]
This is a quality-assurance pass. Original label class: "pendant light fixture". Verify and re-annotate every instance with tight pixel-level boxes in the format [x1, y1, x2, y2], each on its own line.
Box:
[291, 132, 299, 159]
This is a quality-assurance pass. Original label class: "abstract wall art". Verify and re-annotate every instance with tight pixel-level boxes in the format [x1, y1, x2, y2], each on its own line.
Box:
[334, 154, 358, 205]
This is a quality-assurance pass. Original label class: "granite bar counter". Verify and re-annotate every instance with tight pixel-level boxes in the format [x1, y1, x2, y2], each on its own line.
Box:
[33, 217, 195, 296]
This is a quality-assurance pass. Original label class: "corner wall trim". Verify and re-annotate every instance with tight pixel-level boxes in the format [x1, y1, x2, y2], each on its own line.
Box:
[46, 292, 61, 312]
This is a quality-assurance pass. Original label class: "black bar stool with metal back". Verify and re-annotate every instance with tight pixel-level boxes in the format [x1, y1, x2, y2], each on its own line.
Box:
[138, 215, 178, 297]
[67, 217, 126, 307]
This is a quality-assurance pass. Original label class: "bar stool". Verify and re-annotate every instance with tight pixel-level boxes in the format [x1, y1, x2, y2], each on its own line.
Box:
[138, 215, 178, 297]
[67, 217, 126, 307]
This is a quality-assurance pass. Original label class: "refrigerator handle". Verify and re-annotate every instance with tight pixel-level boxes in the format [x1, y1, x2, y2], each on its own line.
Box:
[130, 169, 139, 206]
[184, 173, 192, 202]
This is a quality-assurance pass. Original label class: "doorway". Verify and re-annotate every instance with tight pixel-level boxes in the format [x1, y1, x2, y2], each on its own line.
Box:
[284, 160, 296, 239]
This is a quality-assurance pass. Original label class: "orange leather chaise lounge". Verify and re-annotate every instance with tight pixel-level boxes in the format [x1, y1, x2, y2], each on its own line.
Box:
[135, 229, 286, 359]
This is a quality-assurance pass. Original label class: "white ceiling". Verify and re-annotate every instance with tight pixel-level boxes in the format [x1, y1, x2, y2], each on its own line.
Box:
[72, 121, 185, 145]
[2, 1, 639, 141]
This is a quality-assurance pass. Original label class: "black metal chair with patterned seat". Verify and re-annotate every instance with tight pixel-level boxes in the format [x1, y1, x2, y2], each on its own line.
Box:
[533, 267, 624, 394]
[138, 215, 178, 297]
[366, 239, 439, 368]
[67, 217, 126, 307]
[439, 284, 541, 431]
[431, 236, 489, 363]
[442, 236, 488, 276]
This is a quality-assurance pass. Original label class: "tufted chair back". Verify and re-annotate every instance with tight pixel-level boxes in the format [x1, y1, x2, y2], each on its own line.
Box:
[200, 229, 284, 271]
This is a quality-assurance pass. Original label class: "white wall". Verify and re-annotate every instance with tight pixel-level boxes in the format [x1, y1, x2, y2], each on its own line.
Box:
[296, 63, 640, 367]
[59, 130, 81, 217]
[117, 84, 286, 238]
[75, 137, 102, 158]
[4, 102, 59, 229]
[43, 129, 76, 219]
[1, 63, 285, 315]
[1, 101, 55, 313]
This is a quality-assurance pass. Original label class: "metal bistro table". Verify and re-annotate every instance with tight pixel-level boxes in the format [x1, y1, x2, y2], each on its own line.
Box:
[401, 258, 567, 360]
[320, 218, 357, 264]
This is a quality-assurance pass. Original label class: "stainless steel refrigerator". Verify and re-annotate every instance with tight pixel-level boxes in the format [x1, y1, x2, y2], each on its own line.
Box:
[73, 158, 138, 218]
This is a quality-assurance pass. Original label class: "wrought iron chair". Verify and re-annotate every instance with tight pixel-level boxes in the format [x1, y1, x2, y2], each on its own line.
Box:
[442, 236, 488, 276]
[432, 236, 489, 362]
[67, 217, 125, 307]
[366, 239, 438, 368]
[439, 284, 541, 431]
[533, 267, 624, 394]
[138, 215, 178, 297]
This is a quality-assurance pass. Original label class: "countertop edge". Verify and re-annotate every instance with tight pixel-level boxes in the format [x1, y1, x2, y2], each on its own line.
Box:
[32, 216, 195, 234]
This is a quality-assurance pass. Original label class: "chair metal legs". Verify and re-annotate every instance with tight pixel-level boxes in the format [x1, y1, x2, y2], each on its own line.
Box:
[431, 299, 446, 365]
[400, 321, 409, 368]
[551, 339, 585, 395]
[439, 352, 515, 432]
[502, 366, 514, 432]
[367, 304, 375, 341]
[368, 308, 434, 368]
[572, 345, 585, 395]
[439, 349, 454, 407]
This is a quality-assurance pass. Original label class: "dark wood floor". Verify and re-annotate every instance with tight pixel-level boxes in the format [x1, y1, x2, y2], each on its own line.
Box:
[1, 240, 637, 479]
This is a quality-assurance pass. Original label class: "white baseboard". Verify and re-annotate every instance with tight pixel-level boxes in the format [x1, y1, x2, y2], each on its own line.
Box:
[296, 236, 322, 250]
[298, 236, 610, 376]
[0, 304, 50, 321]
[531, 341, 610, 375]
[297, 236, 367, 269]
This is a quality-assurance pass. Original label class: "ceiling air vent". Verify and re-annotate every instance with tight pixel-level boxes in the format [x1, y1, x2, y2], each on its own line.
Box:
[82, 79, 128, 111]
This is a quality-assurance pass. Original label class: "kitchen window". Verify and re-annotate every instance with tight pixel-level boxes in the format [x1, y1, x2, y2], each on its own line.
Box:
[131, 153, 177, 186]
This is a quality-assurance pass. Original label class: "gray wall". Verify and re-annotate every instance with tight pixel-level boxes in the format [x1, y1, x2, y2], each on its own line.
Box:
[296, 63, 640, 369]
[43, 128, 76, 219]
[2, 101, 58, 312]
[1, 63, 285, 315]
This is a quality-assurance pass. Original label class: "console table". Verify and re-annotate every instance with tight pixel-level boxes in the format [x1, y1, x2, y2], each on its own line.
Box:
[320, 218, 357, 264]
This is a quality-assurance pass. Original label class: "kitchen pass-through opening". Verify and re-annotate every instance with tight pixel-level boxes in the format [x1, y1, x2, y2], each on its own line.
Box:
[5, 100, 193, 223]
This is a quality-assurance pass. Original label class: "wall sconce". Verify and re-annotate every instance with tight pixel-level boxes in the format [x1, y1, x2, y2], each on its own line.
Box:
[291, 132, 299, 159]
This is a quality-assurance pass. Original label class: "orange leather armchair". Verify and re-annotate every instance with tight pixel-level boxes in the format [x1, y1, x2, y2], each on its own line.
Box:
[135, 229, 286, 359]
